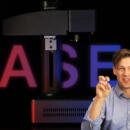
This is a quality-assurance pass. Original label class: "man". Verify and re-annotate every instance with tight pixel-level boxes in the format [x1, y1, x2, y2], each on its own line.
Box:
[81, 49, 130, 130]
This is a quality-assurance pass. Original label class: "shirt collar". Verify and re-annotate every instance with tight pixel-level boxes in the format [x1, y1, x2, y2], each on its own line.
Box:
[115, 83, 124, 97]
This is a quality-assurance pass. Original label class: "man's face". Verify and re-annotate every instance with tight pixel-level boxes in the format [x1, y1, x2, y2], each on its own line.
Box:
[113, 57, 130, 89]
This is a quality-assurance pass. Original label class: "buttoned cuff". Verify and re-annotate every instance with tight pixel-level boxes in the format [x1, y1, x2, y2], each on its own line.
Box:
[84, 112, 105, 128]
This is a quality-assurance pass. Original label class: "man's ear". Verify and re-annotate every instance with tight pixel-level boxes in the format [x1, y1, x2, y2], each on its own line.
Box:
[113, 66, 116, 75]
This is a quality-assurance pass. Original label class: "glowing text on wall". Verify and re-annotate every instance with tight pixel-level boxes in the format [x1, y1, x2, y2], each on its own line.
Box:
[0, 45, 37, 88]
[0, 44, 121, 89]
[62, 44, 78, 88]
[90, 45, 121, 87]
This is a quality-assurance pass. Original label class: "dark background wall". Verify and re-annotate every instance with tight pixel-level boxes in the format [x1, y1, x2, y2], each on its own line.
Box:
[0, 1, 130, 129]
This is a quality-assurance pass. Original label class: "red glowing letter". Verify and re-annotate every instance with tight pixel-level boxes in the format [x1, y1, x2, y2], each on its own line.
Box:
[0, 45, 37, 88]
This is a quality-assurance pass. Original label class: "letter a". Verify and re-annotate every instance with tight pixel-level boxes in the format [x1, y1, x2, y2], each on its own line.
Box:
[0, 45, 37, 88]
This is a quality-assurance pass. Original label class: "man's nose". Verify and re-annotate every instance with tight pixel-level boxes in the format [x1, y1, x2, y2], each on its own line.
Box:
[123, 69, 130, 76]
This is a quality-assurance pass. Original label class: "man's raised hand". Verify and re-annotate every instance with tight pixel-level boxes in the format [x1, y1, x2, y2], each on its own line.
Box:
[96, 76, 111, 99]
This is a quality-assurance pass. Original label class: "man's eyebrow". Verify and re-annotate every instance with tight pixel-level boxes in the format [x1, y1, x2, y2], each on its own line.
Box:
[118, 66, 124, 67]
[118, 66, 130, 68]
[117, 66, 125, 68]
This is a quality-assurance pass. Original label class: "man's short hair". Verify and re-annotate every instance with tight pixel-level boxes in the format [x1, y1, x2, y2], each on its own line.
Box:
[112, 48, 130, 67]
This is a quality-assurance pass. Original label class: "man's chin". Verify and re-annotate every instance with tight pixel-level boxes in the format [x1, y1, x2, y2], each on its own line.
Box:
[120, 84, 130, 89]
[118, 82, 130, 89]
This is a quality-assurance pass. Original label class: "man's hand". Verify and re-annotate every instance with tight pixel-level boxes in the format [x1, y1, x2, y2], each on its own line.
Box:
[89, 76, 111, 120]
[96, 76, 111, 99]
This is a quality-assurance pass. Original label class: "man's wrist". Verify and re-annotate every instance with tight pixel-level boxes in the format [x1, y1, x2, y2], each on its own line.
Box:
[95, 96, 106, 102]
